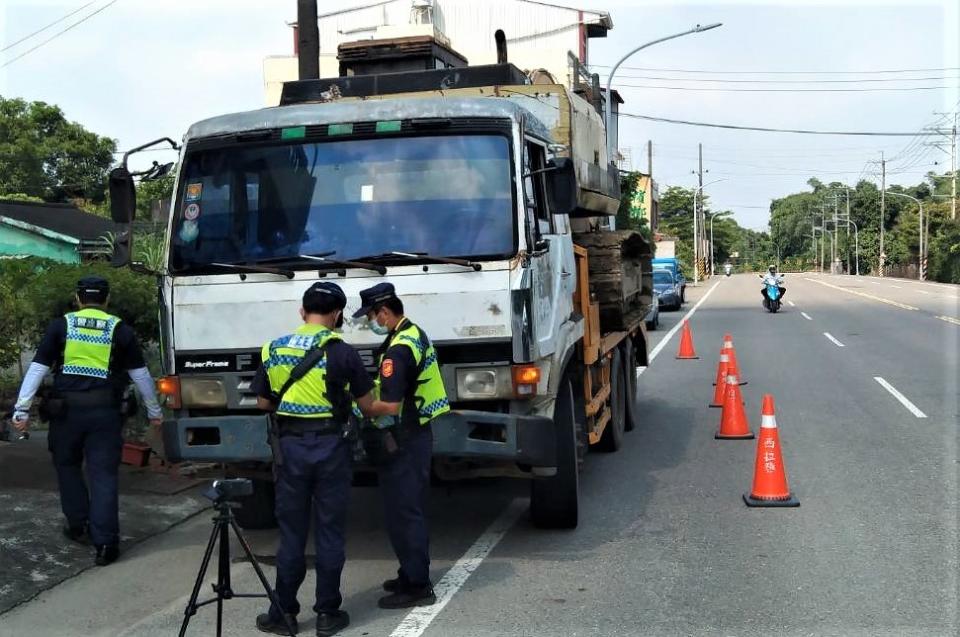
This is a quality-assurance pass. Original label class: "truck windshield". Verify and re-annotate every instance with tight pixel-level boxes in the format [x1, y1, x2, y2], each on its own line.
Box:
[169, 134, 514, 272]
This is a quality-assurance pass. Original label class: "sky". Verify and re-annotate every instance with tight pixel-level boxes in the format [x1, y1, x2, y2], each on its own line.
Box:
[1, 0, 958, 230]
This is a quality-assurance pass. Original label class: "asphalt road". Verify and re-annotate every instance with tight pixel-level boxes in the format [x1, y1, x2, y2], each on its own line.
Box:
[2, 272, 957, 637]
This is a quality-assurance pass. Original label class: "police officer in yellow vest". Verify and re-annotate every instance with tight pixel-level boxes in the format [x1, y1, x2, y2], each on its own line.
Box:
[250, 282, 376, 637]
[10, 276, 163, 566]
[352, 282, 450, 609]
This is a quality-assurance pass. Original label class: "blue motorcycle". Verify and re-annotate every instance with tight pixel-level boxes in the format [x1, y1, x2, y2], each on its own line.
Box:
[760, 276, 783, 313]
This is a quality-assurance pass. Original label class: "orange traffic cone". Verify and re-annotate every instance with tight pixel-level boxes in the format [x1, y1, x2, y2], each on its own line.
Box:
[715, 371, 754, 439]
[709, 351, 729, 407]
[676, 320, 699, 359]
[715, 334, 747, 385]
[743, 395, 799, 507]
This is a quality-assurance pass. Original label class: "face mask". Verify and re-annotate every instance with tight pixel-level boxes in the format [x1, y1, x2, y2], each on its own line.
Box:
[370, 320, 390, 336]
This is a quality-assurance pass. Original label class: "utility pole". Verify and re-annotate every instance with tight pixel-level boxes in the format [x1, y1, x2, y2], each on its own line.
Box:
[297, 0, 320, 80]
[931, 112, 958, 220]
[647, 140, 653, 177]
[697, 143, 703, 280]
[880, 152, 886, 276]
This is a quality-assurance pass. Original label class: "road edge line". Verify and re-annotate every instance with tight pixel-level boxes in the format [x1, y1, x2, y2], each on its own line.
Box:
[389, 498, 526, 637]
[647, 281, 722, 364]
[804, 277, 919, 311]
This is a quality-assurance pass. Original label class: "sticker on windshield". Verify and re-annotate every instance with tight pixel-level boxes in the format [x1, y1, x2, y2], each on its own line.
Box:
[360, 184, 374, 202]
[183, 203, 200, 220]
[185, 183, 203, 201]
[179, 220, 199, 243]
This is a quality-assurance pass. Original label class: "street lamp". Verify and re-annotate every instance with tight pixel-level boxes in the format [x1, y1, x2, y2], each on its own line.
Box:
[838, 216, 860, 275]
[604, 23, 722, 163]
[692, 178, 724, 285]
[709, 210, 733, 276]
[885, 191, 925, 280]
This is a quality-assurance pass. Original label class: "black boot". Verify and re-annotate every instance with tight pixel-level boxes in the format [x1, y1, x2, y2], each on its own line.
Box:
[378, 585, 436, 609]
[94, 544, 119, 566]
[62, 522, 89, 545]
[315, 610, 349, 636]
[382, 577, 401, 592]
[256, 612, 298, 635]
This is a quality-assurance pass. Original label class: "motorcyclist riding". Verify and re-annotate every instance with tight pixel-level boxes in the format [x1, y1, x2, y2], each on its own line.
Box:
[724, 263, 732, 276]
[759, 265, 786, 302]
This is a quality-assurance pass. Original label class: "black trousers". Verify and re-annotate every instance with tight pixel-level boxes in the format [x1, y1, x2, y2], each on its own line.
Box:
[48, 403, 123, 546]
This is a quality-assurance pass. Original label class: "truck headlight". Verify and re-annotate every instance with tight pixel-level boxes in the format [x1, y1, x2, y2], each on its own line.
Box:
[180, 377, 227, 408]
[456, 367, 513, 400]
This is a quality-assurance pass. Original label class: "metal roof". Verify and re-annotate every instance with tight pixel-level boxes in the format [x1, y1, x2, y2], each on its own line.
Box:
[185, 96, 551, 141]
[0, 200, 118, 242]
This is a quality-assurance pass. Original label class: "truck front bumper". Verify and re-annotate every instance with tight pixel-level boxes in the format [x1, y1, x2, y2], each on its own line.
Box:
[431, 410, 556, 468]
[161, 410, 557, 468]
[161, 415, 273, 464]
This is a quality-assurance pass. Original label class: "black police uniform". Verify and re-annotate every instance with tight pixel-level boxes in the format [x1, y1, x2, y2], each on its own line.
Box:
[249, 299, 373, 629]
[32, 292, 147, 551]
[352, 282, 435, 603]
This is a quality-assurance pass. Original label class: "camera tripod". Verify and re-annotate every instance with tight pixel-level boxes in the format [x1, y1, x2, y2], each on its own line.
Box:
[178, 489, 295, 637]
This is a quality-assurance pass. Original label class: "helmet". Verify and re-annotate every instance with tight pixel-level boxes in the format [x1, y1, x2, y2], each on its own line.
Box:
[768, 265, 776, 273]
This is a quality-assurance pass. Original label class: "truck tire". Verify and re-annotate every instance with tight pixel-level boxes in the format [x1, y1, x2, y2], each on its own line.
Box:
[596, 350, 625, 452]
[530, 378, 580, 529]
[622, 339, 640, 432]
[234, 478, 277, 530]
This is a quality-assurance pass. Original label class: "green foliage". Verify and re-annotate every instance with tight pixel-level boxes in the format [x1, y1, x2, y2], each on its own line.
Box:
[0, 259, 159, 382]
[136, 170, 175, 220]
[0, 95, 117, 202]
[0, 192, 44, 203]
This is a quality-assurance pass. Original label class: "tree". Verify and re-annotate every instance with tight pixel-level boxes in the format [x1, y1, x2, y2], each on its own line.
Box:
[0, 96, 116, 202]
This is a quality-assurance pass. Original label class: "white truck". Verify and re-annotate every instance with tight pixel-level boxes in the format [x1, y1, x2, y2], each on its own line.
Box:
[109, 43, 651, 530]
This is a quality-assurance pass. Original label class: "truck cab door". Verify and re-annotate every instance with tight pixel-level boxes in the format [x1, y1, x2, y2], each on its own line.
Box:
[524, 139, 575, 359]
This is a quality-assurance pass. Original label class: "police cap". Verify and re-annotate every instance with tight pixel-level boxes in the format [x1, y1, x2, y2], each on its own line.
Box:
[76, 276, 110, 302]
[302, 281, 347, 314]
[352, 282, 397, 318]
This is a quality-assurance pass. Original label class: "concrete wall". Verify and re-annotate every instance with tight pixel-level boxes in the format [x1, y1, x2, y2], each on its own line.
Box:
[0, 223, 79, 263]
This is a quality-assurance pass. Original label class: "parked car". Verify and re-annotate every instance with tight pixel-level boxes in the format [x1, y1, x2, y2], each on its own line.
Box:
[654, 269, 682, 311]
[645, 291, 660, 330]
[652, 257, 686, 304]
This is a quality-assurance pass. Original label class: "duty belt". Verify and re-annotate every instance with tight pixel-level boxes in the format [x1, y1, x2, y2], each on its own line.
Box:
[61, 388, 118, 406]
[275, 416, 343, 437]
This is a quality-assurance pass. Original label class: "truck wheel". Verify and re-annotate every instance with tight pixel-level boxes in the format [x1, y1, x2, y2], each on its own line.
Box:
[622, 339, 640, 432]
[530, 378, 580, 529]
[597, 350, 626, 452]
[234, 478, 277, 530]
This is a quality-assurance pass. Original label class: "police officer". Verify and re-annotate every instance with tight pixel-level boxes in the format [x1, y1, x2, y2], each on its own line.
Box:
[10, 276, 163, 566]
[353, 282, 450, 609]
[251, 282, 376, 637]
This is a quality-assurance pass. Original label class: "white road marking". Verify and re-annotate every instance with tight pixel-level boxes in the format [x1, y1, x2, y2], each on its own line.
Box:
[801, 312, 813, 321]
[890, 285, 903, 289]
[937, 315, 960, 326]
[391, 499, 526, 637]
[874, 377, 928, 418]
[823, 332, 845, 347]
[804, 277, 919, 311]
[787, 300, 796, 307]
[647, 281, 722, 363]
[916, 290, 931, 295]
[868, 280, 883, 286]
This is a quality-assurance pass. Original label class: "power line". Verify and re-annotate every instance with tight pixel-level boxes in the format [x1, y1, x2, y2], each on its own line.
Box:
[610, 74, 960, 84]
[615, 83, 958, 93]
[619, 112, 949, 136]
[588, 64, 960, 75]
[1, 0, 119, 69]
[0, 1, 98, 53]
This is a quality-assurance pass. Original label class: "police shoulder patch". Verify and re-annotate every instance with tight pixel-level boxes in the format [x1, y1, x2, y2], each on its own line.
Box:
[381, 358, 394, 378]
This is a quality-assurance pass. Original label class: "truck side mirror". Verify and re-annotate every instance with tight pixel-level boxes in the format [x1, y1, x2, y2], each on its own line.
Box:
[546, 157, 577, 216]
[108, 167, 137, 224]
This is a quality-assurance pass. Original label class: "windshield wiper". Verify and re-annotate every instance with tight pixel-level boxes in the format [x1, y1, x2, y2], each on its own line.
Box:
[297, 252, 387, 275]
[356, 251, 482, 271]
[208, 262, 295, 279]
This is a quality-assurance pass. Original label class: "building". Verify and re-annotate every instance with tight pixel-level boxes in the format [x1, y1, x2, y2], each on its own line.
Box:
[0, 199, 117, 264]
[263, 0, 613, 106]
